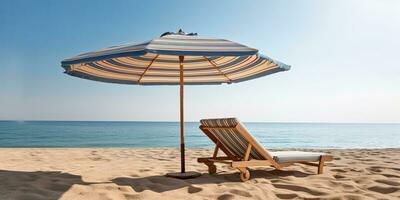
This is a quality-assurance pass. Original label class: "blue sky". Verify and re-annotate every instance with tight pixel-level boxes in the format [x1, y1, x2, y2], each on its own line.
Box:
[1, 0, 399, 123]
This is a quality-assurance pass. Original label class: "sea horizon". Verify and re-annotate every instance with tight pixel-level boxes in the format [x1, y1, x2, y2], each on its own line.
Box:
[1, 120, 399, 125]
[1, 120, 399, 149]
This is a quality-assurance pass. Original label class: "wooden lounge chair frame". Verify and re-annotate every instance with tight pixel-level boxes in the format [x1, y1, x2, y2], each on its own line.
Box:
[197, 123, 333, 181]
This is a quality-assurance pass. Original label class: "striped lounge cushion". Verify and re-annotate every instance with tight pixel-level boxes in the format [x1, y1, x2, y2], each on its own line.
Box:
[200, 118, 264, 160]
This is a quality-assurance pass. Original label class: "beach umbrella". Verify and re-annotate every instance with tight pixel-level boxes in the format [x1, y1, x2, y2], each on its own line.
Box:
[61, 29, 290, 178]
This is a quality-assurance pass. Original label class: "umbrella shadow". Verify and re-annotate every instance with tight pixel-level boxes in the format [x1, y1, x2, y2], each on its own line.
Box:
[0, 170, 95, 200]
[111, 169, 312, 193]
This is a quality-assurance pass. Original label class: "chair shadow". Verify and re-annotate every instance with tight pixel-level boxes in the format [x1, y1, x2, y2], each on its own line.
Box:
[0, 168, 313, 197]
[0, 170, 93, 200]
[112, 169, 313, 193]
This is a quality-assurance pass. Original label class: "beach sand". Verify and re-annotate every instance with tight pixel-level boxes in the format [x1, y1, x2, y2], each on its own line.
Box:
[0, 148, 399, 200]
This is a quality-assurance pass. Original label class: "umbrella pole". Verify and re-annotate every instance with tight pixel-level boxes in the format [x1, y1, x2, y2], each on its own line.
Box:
[165, 56, 200, 179]
[179, 55, 185, 173]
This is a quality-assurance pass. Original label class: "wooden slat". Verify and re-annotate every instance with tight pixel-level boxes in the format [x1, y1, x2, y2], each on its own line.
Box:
[231, 160, 272, 168]
[209, 159, 232, 164]
[298, 162, 319, 167]
[197, 156, 231, 163]
[202, 126, 237, 130]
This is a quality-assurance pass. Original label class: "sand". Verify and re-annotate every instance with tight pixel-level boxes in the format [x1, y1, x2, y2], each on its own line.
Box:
[0, 148, 399, 200]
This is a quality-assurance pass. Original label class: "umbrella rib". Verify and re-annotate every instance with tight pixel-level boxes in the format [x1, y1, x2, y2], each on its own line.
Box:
[203, 56, 232, 83]
[138, 54, 159, 83]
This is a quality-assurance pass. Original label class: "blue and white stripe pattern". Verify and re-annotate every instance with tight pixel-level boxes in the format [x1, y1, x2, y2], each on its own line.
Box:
[62, 32, 290, 85]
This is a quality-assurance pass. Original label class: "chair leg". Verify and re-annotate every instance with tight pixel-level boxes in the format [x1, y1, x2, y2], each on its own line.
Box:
[205, 161, 217, 174]
[238, 167, 250, 181]
[318, 156, 325, 174]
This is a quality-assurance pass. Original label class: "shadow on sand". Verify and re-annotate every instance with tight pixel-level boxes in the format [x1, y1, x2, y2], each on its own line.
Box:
[111, 169, 312, 193]
[0, 170, 92, 200]
[0, 169, 312, 198]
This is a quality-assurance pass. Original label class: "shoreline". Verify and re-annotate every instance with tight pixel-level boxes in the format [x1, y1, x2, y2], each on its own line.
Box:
[1, 148, 399, 199]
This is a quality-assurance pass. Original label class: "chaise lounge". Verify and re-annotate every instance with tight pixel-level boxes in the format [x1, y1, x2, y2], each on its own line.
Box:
[197, 118, 333, 181]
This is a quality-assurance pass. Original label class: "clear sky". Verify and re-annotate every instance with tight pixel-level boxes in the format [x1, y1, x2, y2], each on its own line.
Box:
[1, 0, 399, 123]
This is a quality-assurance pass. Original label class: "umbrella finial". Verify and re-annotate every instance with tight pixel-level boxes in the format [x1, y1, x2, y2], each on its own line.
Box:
[160, 30, 197, 37]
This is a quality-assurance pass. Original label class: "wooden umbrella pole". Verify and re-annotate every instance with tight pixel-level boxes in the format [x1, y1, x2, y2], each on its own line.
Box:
[179, 55, 185, 173]
[165, 55, 200, 178]
[164, 56, 200, 179]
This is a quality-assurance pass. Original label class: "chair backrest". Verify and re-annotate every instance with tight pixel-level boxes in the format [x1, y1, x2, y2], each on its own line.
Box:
[200, 118, 276, 164]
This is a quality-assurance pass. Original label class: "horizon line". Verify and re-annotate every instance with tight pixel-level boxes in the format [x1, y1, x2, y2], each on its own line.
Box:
[0, 119, 399, 125]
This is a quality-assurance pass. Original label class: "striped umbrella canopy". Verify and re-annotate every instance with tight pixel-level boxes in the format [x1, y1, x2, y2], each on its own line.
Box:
[61, 30, 290, 178]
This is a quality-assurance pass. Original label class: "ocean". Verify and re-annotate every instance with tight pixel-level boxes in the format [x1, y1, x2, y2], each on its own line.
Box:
[0, 121, 399, 148]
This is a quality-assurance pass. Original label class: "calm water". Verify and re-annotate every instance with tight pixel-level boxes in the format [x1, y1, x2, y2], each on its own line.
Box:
[0, 121, 399, 148]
